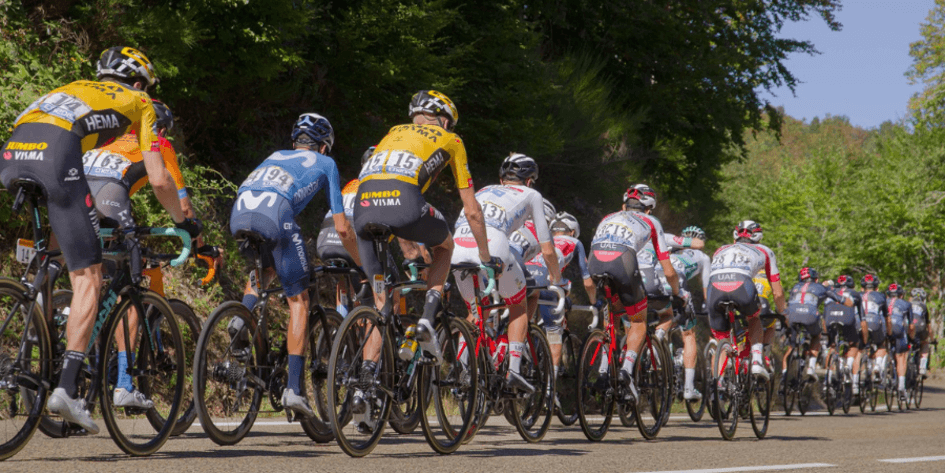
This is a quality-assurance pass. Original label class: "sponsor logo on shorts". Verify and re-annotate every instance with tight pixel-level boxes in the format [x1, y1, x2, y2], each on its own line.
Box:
[360, 200, 370, 207]
[64, 168, 81, 182]
[11, 151, 44, 161]
[284, 223, 293, 230]
[102, 200, 121, 207]
[86, 193, 93, 208]
[3, 151, 10, 160]
[367, 198, 400, 207]
[360, 190, 401, 200]
[5, 142, 48, 151]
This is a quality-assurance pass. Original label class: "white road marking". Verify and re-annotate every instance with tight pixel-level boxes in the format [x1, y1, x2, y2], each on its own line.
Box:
[634, 463, 836, 473]
[878, 455, 945, 464]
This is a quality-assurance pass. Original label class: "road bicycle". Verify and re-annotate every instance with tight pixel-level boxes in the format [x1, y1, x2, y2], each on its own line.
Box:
[780, 323, 816, 416]
[856, 341, 880, 413]
[823, 321, 853, 415]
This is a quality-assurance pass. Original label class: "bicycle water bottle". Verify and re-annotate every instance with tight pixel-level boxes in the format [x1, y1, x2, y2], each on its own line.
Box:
[398, 325, 419, 361]
[492, 334, 509, 369]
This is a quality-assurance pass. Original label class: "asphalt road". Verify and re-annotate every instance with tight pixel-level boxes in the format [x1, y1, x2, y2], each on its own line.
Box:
[5, 379, 945, 473]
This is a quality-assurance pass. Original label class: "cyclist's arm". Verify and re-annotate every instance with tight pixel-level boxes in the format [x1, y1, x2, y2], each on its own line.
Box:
[771, 279, 787, 314]
[539, 240, 563, 285]
[333, 212, 361, 266]
[458, 186, 491, 262]
[648, 219, 678, 295]
[532, 195, 562, 284]
[142, 149, 185, 223]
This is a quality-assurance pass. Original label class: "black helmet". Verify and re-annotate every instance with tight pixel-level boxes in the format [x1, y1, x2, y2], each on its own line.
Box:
[861, 274, 880, 289]
[291, 113, 334, 152]
[836, 274, 855, 288]
[408, 90, 458, 131]
[152, 99, 173, 132]
[886, 283, 904, 297]
[96, 46, 157, 87]
[798, 267, 818, 282]
[499, 153, 538, 183]
[361, 146, 377, 166]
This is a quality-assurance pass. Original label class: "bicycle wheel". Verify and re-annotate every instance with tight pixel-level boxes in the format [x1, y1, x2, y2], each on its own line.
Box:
[508, 323, 554, 443]
[685, 343, 707, 422]
[0, 278, 52, 461]
[883, 360, 895, 412]
[555, 332, 581, 426]
[712, 341, 738, 440]
[797, 375, 814, 415]
[633, 337, 671, 440]
[192, 301, 264, 446]
[841, 368, 852, 415]
[782, 356, 799, 416]
[617, 401, 635, 427]
[156, 299, 200, 436]
[825, 353, 839, 416]
[914, 374, 924, 409]
[857, 355, 869, 414]
[327, 306, 393, 457]
[301, 307, 343, 443]
[576, 330, 615, 441]
[419, 316, 477, 454]
[100, 291, 185, 456]
[704, 340, 719, 422]
[462, 335, 493, 445]
[749, 372, 771, 439]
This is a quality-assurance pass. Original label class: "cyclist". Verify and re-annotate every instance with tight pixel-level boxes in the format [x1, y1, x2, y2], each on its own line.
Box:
[707, 220, 787, 381]
[229, 112, 355, 419]
[860, 274, 889, 383]
[353, 90, 495, 408]
[823, 274, 864, 394]
[528, 211, 594, 383]
[81, 99, 214, 408]
[885, 283, 913, 401]
[451, 153, 563, 392]
[780, 267, 853, 384]
[668, 225, 711, 400]
[588, 184, 680, 400]
[510, 198, 556, 317]
[910, 288, 932, 376]
[0, 46, 200, 434]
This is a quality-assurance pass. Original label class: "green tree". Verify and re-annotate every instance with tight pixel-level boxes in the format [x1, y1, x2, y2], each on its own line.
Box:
[908, 0, 945, 126]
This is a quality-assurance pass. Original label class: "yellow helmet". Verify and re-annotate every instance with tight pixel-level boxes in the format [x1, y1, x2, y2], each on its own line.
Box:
[96, 46, 158, 87]
[408, 90, 458, 131]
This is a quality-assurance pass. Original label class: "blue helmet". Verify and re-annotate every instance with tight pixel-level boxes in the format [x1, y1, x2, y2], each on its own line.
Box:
[291, 113, 334, 152]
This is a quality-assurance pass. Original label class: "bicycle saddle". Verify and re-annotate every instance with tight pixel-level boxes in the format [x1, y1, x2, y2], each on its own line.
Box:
[361, 222, 392, 239]
[234, 228, 267, 245]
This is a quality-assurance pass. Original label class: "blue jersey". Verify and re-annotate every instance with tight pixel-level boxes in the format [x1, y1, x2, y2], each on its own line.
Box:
[887, 297, 912, 335]
[238, 149, 344, 217]
[862, 291, 888, 333]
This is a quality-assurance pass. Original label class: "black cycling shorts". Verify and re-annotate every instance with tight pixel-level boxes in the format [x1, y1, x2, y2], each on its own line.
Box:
[916, 327, 929, 342]
[706, 274, 759, 333]
[867, 328, 885, 347]
[87, 178, 135, 229]
[353, 180, 449, 278]
[787, 308, 822, 338]
[587, 244, 647, 314]
[826, 321, 858, 346]
[0, 123, 101, 270]
[315, 215, 357, 267]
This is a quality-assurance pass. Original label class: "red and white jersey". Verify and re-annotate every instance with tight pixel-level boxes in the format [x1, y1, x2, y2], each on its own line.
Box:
[590, 211, 670, 261]
[455, 184, 551, 240]
[710, 242, 781, 282]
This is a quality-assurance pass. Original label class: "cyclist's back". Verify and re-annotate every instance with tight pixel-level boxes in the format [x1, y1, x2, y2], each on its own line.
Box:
[785, 271, 845, 338]
[824, 281, 862, 344]
[862, 288, 888, 346]
[886, 287, 912, 354]
[707, 238, 780, 332]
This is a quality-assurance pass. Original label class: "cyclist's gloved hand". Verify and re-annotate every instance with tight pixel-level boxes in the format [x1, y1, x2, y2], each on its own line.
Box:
[482, 256, 504, 276]
[197, 244, 220, 258]
[175, 217, 203, 239]
[593, 299, 606, 311]
[555, 278, 572, 294]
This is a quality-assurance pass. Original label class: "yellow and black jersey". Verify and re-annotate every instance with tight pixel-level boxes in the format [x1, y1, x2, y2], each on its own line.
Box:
[358, 124, 473, 193]
[14, 80, 158, 153]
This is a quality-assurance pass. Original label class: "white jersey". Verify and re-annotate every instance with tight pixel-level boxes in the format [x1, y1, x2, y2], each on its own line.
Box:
[591, 211, 670, 260]
[671, 248, 711, 292]
[637, 232, 689, 268]
[509, 220, 541, 262]
[710, 242, 781, 282]
[455, 184, 551, 239]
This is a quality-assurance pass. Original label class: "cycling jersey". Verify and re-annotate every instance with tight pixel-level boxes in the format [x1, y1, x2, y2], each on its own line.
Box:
[671, 248, 711, 292]
[14, 80, 159, 153]
[887, 297, 912, 337]
[509, 221, 541, 266]
[912, 300, 930, 337]
[824, 287, 862, 345]
[82, 132, 187, 199]
[238, 149, 344, 217]
[316, 179, 359, 265]
[706, 242, 781, 335]
[710, 243, 781, 282]
[786, 281, 845, 326]
[862, 290, 889, 335]
[528, 235, 590, 279]
[359, 124, 472, 193]
[637, 233, 689, 301]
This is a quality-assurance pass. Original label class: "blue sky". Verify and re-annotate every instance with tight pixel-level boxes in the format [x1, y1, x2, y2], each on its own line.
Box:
[763, 1, 936, 129]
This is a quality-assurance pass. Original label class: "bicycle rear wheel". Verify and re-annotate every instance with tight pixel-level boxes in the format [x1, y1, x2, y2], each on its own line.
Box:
[749, 373, 771, 439]
[555, 332, 581, 426]
[302, 307, 343, 443]
[713, 342, 738, 440]
[857, 356, 869, 414]
[704, 340, 719, 422]
[162, 299, 200, 436]
[192, 301, 264, 446]
[797, 375, 814, 415]
[782, 357, 799, 416]
[419, 316, 477, 454]
[576, 330, 615, 441]
[634, 337, 671, 440]
[883, 360, 895, 412]
[327, 306, 392, 457]
[825, 353, 839, 416]
[508, 323, 554, 443]
[0, 278, 51, 461]
[100, 291, 185, 456]
[685, 344, 707, 422]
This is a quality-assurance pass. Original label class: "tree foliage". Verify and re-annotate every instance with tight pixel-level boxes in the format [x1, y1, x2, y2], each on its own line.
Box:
[908, 0, 945, 125]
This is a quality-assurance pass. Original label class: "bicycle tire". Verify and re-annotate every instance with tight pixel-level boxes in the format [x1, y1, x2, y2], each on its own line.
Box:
[99, 291, 185, 456]
[576, 330, 615, 441]
[418, 316, 477, 454]
[159, 299, 200, 436]
[749, 372, 771, 439]
[301, 307, 344, 443]
[704, 340, 719, 422]
[508, 323, 554, 443]
[825, 353, 838, 416]
[327, 306, 392, 457]
[797, 375, 814, 415]
[0, 278, 52, 461]
[192, 301, 264, 446]
[713, 341, 738, 440]
[617, 401, 635, 427]
[857, 355, 868, 414]
[782, 356, 799, 416]
[634, 336, 671, 440]
[685, 341, 707, 422]
[840, 365, 852, 415]
[883, 359, 895, 412]
[555, 332, 581, 426]
[914, 375, 924, 409]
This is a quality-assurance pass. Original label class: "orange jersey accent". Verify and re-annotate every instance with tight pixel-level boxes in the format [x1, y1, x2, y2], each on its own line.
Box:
[82, 132, 186, 196]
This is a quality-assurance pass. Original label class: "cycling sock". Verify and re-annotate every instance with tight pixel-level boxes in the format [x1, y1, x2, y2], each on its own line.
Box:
[58, 350, 86, 398]
[241, 293, 258, 311]
[287, 354, 303, 393]
[598, 351, 610, 374]
[336, 303, 349, 317]
[685, 368, 696, 391]
[920, 355, 929, 371]
[509, 342, 526, 373]
[852, 373, 859, 385]
[621, 350, 638, 374]
[655, 328, 666, 341]
[880, 355, 888, 373]
[898, 375, 905, 391]
[553, 365, 559, 379]
[751, 343, 763, 365]
[421, 289, 442, 324]
[806, 355, 817, 374]
[116, 351, 135, 392]
[846, 356, 855, 371]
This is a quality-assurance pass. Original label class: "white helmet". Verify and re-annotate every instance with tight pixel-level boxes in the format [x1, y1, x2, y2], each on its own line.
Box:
[551, 211, 580, 238]
[624, 183, 657, 210]
[733, 220, 763, 243]
[542, 199, 556, 224]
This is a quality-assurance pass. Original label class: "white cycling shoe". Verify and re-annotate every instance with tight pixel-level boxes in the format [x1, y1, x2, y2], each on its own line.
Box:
[751, 361, 770, 381]
[113, 388, 155, 409]
[683, 388, 703, 401]
[48, 388, 100, 434]
[415, 319, 443, 363]
[281, 388, 315, 419]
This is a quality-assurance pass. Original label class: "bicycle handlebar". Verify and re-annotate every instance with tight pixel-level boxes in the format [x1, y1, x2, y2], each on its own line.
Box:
[535, 285, 567, 319]
[451, 262, 497, 296]
[100, 227, 192, 267]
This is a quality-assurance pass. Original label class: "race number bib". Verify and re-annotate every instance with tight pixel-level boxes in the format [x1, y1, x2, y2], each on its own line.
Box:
[242, 165, 295, 193]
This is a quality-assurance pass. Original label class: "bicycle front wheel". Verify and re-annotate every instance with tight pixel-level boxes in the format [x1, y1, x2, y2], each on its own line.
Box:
[634, 337, 671, 440]
[713, 342, 738, 440]
[782, 356, 799, 416]
[162, 299, 200, 436]
[686, 341, 707, 422]
[302, 307, 343, 443]
[0, 278, 51, 461]
[825, 353, 839, 416]
[327, 306, 393, 457]
[100, 291, 185, 456]
[555, 332, 581, 426]
[576, 330, 614, 441]
[749, 372, 771, 439]
[192, 301, 263, 446]
[419, 316, 477, 454]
